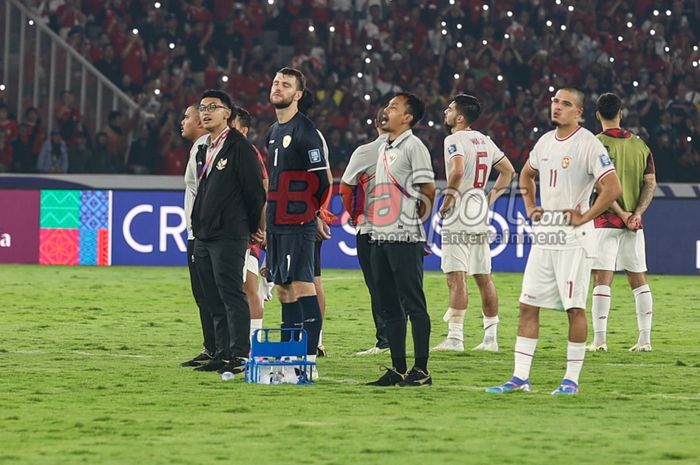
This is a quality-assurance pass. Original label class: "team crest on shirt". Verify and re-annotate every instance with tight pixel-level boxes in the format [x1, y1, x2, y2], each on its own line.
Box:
[599, 153, 612, 167]
[448, 144, 458, 155]
[308, 148, 322, 163]
[561, 155, 572, 169]
[283, 135, 292, 148]
[216, 158, 227, 170]
[387, 150, 397, 164]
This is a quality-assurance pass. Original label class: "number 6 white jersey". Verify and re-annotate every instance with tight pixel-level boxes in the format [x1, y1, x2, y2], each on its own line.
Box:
[527, 126, 616, 249]
[442, 129, 506, 234]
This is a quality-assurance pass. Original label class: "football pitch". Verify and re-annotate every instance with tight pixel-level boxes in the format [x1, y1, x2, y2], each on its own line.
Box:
[0, 265, 698, 465]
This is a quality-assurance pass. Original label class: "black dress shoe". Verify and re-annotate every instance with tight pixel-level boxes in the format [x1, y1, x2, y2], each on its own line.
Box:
[180, 351, 213, 367]
[193, 358, 227, 372]
[216, 357, 247, 375]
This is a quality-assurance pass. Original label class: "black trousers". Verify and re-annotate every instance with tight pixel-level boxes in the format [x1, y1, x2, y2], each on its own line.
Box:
[187, 239, 215, 354]
[356, 233, 389, 349]
[194, 237, 250, 360]
[370, 241, 430, 363]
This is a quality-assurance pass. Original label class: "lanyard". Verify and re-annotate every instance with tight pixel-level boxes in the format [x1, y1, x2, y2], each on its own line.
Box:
[382, 147, 413, 199]
[199, 128, 231, 181]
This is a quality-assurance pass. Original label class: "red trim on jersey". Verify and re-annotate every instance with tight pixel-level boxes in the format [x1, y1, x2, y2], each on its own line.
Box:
[527, 158, 538, 171]
[554, 125, 583, 142]
[595, 168, 616, 185]
[493, 155, 506, 166]
[601, 128, 632, 139]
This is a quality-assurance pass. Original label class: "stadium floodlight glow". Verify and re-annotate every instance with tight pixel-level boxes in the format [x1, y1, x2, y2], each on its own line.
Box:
[329, 25, 335, 32]
[457, 24, 463, 30]
[364, 57, 371, 64]
[555, 0, 561, 4]
[428, 120, 435, 127]
[449, 0, 455, 5]
[627, 21, 633, 28]
[454, 73, 460, 80]
[0, 84, 5, 91]
[664, 46, 670, 53]
[441, 21, 446, 27]
[168, 42, 175, 49]
[533, 127, 539, 133]
[666, 10, 672, 16]
[28, 19, 34, 26]
[618, 35, 623, 42]
[364, 94, 371, 101]
[694, 61, 699, 67]
[267, 0, 274, 4]
[609, 57, 615, 63]
[132, 28, 139, 35]
[560, 24, 566, 31]
[497, 75, 504, 82]
[650, 29, 656, 36]
[366, 118, 372, 125]
[357, 72, 363, 78]
[482, 5, 489, 11]
[694, 46, 699, 51]
[633, 80, 639, 87]
[441, 29, 447, 36]
[687, 136, 693, 142]
[548, 86, 555, 92]
[366, 44, 372, 50]
[482, 39, 488, 45]
[546, 20, 553, 27]
[507, 10, 513, 17]
[456, 41, 463, 48]
[568, 6, 574, 12]
[308, 25, 315, 32]
[504, 33, 510, 39]
[154, 88, 161, 95]
[653, 10, 659, 16]
[154, 1, 161, 8]
[221, 75, 229, 83]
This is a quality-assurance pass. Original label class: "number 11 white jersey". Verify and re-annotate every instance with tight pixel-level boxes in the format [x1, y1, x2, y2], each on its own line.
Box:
[442, 129, 505, 234]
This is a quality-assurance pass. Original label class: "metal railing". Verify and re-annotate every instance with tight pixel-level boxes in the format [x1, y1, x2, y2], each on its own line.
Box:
[1, 0, 138, 162]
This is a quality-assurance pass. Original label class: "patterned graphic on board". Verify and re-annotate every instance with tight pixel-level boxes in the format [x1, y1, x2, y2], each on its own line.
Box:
[40, 190, 80, 228]
[80, 191, 109, 230]
[39, 228, 79, 265]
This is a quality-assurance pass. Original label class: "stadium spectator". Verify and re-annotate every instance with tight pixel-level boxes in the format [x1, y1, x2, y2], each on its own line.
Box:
[37, 129, 69, 174]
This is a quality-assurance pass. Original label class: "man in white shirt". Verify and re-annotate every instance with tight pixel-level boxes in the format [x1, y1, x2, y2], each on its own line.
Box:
[487, 88, 621, 395]
[434, 94, 515, 353]
[179, 104, 215, 367]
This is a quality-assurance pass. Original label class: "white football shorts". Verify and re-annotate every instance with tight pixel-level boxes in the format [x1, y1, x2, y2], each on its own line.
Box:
[592, 228, 647, 273]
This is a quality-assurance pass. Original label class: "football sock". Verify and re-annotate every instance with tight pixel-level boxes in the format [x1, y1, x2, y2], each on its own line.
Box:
[633, 284, 653, 345]
[414, 357, 428, 372]
[299, 296, 323, 356]
[391, 356, 408, 374]
[443, 307, 466, 341]
[250, 318, 263, 343]
[483, 314, 499, 343]
[591, 285, 611, 345]
[281, 301, 303, 342]
[564, 341, 586, 385]
[513, 336, 538, 380]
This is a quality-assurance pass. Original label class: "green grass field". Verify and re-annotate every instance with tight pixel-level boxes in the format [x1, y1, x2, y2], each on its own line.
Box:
[0, 265, 698, 465]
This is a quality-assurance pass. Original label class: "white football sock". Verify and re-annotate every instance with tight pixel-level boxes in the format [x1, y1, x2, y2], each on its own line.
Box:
[250, 318, 263, 343]
[443, 307, 466, 341]
[633, 284, 653, 345]
[591, 285, 611, 345]
[483, 315, 499, 343]
[564, 341, 586, 385]
[513, 336, 538, 380]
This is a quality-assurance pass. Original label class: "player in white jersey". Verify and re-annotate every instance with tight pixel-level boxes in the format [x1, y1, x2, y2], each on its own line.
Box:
[433, 94, 515, 353]
[487, 88, 621, 395]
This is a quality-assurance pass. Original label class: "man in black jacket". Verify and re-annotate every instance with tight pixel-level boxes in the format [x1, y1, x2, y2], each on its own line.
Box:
[191, 89, 266, 374]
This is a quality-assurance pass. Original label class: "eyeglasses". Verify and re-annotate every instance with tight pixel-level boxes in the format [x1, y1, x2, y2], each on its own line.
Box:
[198, 103, 229, 112]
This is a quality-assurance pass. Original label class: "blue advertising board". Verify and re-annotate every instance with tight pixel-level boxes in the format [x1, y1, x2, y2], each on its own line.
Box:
[111, 191, 188, 266]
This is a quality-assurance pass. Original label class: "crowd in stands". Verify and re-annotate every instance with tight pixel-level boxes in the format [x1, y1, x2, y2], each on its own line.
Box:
[0, 0, 699, 182]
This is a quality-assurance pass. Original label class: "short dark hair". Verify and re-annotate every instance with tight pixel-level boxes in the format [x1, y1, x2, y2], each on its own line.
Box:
[200, 89, 233, 110]
[236, 107, 252, 129]
[108, 110, 122, 123]
[277, 67, 306, 91]
[560, 87, 585, 108]
[452, 94, 481, 124]
[597, 92, 622, 120]
[298, 89, 314, 113]
[395, 92, 425, 127]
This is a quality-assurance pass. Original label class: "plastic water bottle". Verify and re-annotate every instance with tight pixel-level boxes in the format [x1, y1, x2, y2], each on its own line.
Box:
[270, 369, 283, 385]
[221, 371, 235, 382]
